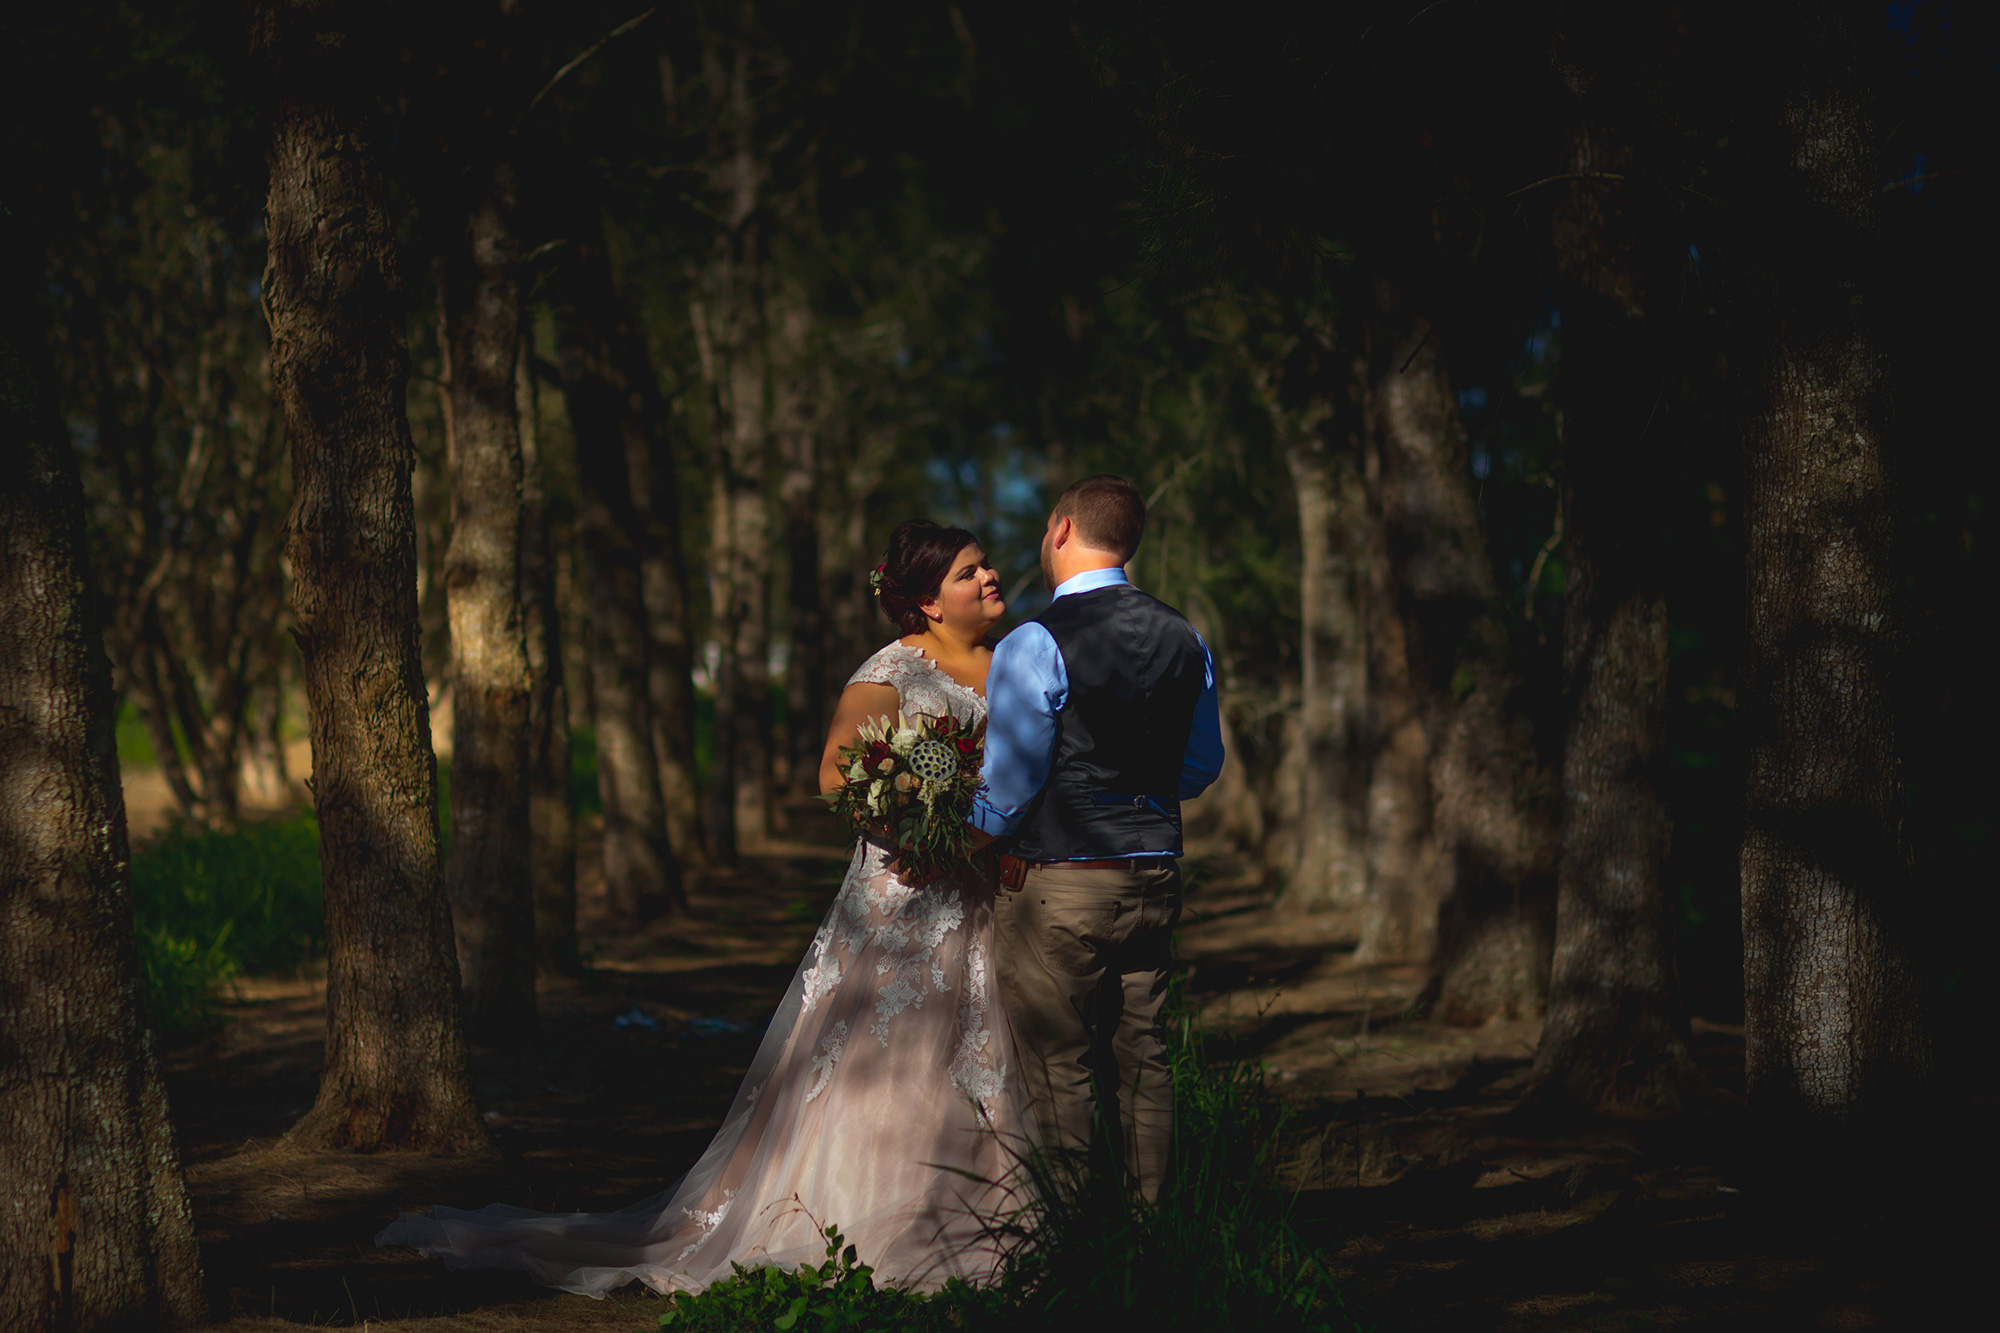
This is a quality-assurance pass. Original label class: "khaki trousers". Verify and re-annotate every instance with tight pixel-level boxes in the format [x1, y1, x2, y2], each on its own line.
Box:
[994, 857, 1182, 1201]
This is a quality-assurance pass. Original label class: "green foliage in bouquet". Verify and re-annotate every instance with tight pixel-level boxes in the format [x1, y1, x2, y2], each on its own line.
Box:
[821, 709, 985, 882]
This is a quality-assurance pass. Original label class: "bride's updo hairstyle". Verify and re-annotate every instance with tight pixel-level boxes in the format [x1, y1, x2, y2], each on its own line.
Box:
[875, 519, 980, 635]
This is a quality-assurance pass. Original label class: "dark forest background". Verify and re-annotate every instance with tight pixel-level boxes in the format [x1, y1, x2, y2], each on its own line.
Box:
[2, 1, 1995, 1325]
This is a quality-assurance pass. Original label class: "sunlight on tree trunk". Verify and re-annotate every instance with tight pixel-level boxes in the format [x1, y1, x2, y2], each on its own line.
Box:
[1278, 431, 1370, 912]
[438, 167, 537, 1044]
[1737, 8, 1929, 1151]
[1354, 429, 1444, 964]
[1, 248, 206, 1333]
[1370, 280, 1559, 1024]
[255, 0, 485, 1152]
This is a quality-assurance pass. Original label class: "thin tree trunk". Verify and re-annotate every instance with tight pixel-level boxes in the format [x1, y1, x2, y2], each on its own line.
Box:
[817, 422, 893, 713]
[256, 0, 485, 1152]
[519, 339, 579, 975]
[774, 296, 825, 806]
[438, 166, 537, 1043]
[1, 250, 206, 1333]
[549, 228, 683, 922]
[1370, 279, 1560, 1024]
[1277, 407, 1370, 913]
[629, 352, 703, 868]
[1736, 9, 1927, 1147]
[695, 34, 774, 862]
[1531, 52, 1695, 1113]
[1354, 423, 1445, 964]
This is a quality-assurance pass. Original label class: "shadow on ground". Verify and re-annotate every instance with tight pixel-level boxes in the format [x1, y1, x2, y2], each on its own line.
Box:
[162, 835, 1982, 1330]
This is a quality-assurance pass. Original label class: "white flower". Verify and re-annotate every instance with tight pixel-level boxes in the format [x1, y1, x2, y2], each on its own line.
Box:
[891, 727, 919, 755]
[848, 759, 866, 782]
[894, 772, 916, 792]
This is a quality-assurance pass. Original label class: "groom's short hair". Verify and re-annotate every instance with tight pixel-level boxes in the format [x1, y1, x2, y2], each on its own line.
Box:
[1052, 474, 1146, 562]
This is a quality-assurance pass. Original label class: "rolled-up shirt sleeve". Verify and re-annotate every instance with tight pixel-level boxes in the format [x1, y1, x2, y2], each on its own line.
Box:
[970, 623, 1066, 837]
[1178, 633, 1224, 799]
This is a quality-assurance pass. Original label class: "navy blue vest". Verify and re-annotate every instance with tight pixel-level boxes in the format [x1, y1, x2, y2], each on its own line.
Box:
[1010, 581, 1207, 862]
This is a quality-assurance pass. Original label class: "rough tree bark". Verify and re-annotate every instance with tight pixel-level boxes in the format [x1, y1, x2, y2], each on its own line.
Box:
[1370, 279, 1560, 1023]
[255, 0, 485, 1151]
[519, 347, 578, 975]
[436, 159, 537, 1043]
[1, 248, 206, 1333]
[1529, 33, 1697, 1114]
[1735, 7, 1928, 1148]
[1276, 400, 1371, 912]
[548, 223, 683, 922]
[1353, 423, 1445, 964]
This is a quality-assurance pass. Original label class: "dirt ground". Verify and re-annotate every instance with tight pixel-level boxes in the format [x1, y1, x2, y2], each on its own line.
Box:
[139, 786, 1975, 1331]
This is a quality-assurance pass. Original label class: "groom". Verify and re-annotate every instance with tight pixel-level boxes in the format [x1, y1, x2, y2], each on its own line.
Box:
[970, 475, 1223, 1200]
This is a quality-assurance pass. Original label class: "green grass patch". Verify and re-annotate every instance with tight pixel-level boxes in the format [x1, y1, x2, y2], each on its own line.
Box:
[652, 980, 1357, 1331]
[115, 696, 158, 767]
[129, 812, 324, 1034]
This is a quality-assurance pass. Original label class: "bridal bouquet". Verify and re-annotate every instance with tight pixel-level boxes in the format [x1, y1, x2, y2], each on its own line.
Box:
[822, 709, 985, 881]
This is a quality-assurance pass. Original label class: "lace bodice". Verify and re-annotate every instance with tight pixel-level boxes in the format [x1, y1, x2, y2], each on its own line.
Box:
[844, 641, 987, 730]
[785, 641, 1004, 1114]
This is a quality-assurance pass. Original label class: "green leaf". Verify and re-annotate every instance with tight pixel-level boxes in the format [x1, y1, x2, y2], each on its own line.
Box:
[772, 1294, 809, 1330]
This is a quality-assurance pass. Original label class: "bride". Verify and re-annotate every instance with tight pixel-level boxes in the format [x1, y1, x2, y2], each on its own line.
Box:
[378, 519, 1035, 1296]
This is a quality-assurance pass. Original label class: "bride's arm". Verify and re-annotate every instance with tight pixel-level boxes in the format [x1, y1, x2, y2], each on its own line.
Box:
[817, 681, 902, 795]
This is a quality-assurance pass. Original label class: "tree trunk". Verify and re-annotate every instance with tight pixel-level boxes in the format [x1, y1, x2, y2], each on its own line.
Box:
[628, 359, 703, 870]
[438, 165, 537, 1044]
[1354, 425, 1445, 964]
[1370, 279, 1560, 1024]
[818, 423, 894, 709]
[1277, 409, 1370, 913]
[549, 227, 683, 922]
[1736, 9, 1927, 1147]
[694, 36, 774, 863]
[773, 293, 826, 807]
[519, 340, 579, 975]
[1530, 50, 1696, 1113]
[1, 245, 206, 1333]
[256, 0, 486, 1152]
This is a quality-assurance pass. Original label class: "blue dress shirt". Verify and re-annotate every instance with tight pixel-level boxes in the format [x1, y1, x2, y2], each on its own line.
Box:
[970, 567, 1224, 856]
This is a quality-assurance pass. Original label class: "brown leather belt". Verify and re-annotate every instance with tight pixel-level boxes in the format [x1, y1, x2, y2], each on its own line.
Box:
[998, 853, 1174, 889]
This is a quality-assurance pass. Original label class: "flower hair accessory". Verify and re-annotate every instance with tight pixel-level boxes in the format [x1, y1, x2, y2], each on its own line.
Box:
[868, 564, 888, 597]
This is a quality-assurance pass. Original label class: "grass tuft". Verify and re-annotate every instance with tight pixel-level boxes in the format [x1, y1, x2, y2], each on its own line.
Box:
[129, 812, 324, 1033]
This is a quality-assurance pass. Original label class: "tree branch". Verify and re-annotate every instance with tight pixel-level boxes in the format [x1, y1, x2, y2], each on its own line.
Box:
[523, 7, 661, 124]
[1502, 171, 1627, 199]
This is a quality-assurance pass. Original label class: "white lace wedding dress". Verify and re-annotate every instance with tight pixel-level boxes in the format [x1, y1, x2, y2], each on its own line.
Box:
[377, 643, 1035, 1296]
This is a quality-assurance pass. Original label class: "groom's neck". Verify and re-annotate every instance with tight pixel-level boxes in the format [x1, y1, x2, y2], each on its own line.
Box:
[1050, 551, 1125, 588]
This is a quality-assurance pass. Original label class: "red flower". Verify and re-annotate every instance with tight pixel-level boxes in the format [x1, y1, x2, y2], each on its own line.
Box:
[955, 736, 979, 756]
[865, 740, 894, 771]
